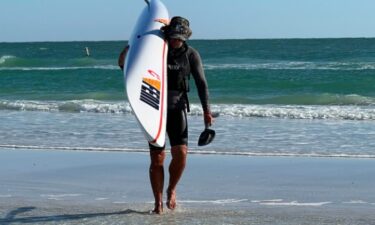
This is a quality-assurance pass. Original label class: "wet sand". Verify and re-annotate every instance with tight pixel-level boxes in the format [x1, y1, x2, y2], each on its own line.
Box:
[1, 148, 375, 224]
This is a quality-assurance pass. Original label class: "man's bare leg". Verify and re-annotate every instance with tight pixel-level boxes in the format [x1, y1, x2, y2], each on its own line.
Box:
[166, 145, 187, 210]
[149, 150, 166, 214]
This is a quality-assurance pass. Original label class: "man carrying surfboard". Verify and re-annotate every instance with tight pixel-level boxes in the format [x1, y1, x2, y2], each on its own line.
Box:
[119, 16, 213, 214]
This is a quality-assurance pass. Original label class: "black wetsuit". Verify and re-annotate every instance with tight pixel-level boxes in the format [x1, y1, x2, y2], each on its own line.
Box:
[150, 43, 210, 150]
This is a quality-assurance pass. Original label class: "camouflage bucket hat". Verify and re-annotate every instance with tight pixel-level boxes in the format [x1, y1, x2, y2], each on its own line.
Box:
[165, 16, 192, 41]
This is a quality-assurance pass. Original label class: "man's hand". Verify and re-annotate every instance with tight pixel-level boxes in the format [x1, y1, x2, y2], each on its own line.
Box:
[204, 111, 214, 127]
[155, 18, 170, 26]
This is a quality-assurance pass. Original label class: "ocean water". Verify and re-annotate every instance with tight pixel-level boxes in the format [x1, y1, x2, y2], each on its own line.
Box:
[1, 39, 375, 157]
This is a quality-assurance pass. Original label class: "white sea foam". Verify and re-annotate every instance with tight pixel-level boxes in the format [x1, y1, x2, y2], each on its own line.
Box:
[2, 144, 375, 159]
[0, 194, 12, 198]
[343, 200, 368, 204]
[95, 197, 109, 201]
[2, 60, 375, 71]
[0, 55, 16, 64]
[0, 100, 132, 114]
[203, 104, 375, 120]
[251, 199, 283, 203]
[176, 199, 248, 204]
[3, 100, 374, 121]
[258, 200, 331, 207]
[0, 65, 118, 71]
[40, 194, 82, 198]
[113, 201, 128, 204]
[40, 193, 82, 200]
[0, 144, 147, 153]
[0, 100, 60, 112]
[178, 198, 331, 206]
[204, 61, 375, 71]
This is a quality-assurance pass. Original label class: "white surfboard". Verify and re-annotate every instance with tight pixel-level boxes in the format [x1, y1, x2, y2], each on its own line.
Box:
[124, 0, 169, 147]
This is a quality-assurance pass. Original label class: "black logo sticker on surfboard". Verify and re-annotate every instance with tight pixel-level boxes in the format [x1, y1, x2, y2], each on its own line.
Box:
[140, 78, 160, 110]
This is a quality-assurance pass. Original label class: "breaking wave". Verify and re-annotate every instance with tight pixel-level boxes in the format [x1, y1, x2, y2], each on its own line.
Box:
[204, 61, 375, 71]
[1, 99, 375, 121]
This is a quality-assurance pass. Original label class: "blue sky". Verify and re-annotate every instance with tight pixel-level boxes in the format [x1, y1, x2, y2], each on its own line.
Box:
[1, 0, 375, 42]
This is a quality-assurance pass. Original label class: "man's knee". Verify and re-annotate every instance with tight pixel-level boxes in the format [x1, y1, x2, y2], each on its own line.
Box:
[150, 150, 166, 167]
[171, 145, 187, 160]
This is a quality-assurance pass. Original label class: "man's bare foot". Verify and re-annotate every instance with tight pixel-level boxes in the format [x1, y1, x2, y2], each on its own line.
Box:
[166, 188, 177, 210]
[151, 202, 163, 214]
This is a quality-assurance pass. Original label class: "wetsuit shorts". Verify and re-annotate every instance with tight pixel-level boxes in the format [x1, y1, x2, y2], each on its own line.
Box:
[149, 108, 188, 151]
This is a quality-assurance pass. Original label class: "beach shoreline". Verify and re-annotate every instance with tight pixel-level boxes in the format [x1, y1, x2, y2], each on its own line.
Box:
[1, 148, 374, 224]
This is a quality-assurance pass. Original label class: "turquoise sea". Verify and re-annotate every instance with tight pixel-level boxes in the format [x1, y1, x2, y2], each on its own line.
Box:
[1, 39, 375, 157]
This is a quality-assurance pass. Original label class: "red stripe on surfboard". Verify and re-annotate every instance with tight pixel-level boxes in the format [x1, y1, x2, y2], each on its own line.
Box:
[150, 40, 167, 146]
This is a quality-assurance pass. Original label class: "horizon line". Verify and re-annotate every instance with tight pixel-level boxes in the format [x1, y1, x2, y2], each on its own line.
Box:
[1, 36, 375, 44]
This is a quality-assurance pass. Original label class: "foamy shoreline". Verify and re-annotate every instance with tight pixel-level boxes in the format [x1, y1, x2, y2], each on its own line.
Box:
[2, 145, 375, 159]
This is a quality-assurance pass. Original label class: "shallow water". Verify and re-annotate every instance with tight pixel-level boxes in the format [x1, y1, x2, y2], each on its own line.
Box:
[1, 110, 375, 158]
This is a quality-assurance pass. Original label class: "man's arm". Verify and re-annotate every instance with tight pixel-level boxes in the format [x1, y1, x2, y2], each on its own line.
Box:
[118, 45, 129, 71]
[189, 48, 213, 126]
